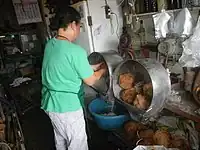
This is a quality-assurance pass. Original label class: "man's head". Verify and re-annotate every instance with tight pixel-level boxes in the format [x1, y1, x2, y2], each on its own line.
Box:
[53, 7, 81, 41]
[88, 52, 106, 71]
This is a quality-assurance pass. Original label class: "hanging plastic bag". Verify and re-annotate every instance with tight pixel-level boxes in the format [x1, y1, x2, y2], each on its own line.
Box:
[172, 8, 194, 37]
[153, 11, 171, 39]
[179, 16, 200, 67]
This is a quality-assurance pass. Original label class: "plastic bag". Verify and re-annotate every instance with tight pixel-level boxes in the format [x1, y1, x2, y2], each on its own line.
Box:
[179, 17, 200, 67]
[172, 8, 194, 37]
[153, 11, 171, 39]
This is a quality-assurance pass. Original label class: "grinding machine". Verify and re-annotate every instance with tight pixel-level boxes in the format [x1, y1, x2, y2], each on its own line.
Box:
[85, 50, 200, 124]
[112, 59, 171, 122]
[85, 50, 170, 122]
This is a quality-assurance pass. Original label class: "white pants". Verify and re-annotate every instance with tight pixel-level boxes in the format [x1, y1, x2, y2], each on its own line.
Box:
[46, 109, 88, 150]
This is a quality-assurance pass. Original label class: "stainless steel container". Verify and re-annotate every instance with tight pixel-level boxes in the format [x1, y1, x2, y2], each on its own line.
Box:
[84, 50, 123, 105]
[112, 58, 171, 122]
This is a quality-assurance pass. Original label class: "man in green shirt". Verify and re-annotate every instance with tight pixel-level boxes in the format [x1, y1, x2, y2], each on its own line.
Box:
[41, 7, 106, 150]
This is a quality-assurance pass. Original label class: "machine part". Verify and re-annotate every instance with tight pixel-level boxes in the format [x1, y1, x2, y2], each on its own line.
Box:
[87, 16, 92, 26]
[130, 32, 141, 52]
[157, 37, 183, 68]
[157, 38, 182, 57]
[104, 0, 111, 19]
[118, 27, 135, 60]
[104, 5, 111, 19]
[118, 27, 131, 50]
[112, 59, 171, 122]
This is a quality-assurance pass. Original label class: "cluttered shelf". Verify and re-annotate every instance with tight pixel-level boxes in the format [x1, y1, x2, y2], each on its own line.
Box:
[133, 6, 200, 17]
[3, 74, 41, 115]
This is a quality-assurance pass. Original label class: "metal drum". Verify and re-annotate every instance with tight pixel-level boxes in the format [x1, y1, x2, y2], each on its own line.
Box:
[84, 50, 123, 105]
[112, 58, 171, 122]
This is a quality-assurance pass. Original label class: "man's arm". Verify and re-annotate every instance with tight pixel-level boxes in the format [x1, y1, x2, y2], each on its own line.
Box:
[83, 67, 106, 86]
[73, 49, 106, 86]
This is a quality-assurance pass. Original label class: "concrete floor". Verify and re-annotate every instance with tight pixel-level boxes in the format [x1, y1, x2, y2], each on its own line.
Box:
[19, 107, 116, 150]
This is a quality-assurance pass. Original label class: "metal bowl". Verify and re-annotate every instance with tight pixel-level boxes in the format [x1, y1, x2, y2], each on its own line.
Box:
[84, 50, 123, 106]
[113, 58, 171, 121]
[86, 50, 123, 96]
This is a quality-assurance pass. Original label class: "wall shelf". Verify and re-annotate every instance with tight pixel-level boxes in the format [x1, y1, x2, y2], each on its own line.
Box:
[133, 7, 200, 17]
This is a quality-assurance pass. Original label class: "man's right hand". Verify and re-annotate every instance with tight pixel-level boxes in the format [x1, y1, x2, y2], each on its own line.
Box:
[94, 62, 107, 79]
[83, 62, 107, 86]
[91, 62, 103, 72]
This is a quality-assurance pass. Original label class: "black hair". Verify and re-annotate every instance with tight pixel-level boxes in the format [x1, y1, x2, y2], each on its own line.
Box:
[88, 52, 105, 65]
[50, 6, 81, 30]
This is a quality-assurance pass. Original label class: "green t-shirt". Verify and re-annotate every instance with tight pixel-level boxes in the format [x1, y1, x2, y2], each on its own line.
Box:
[41, 38, 94, 113]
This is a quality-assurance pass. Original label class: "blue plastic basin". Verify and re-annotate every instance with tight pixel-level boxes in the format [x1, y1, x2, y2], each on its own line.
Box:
[88, 98, 129, 130]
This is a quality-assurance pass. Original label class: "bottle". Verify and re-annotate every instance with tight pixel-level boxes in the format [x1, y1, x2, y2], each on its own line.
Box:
[139, 0, 145, 13]
[135, 0, 140, 14]
[136, 0, 145, 14]
[157, 0, 168, 11]
[173, 0, 182, 9]
[181, 0, 187, 8]
[177, 0, 182, 8]
[144, 0, 150, 13]
[138, 20, 146, 46]
[167, 0, 174, 9]
[168, 0, 183, 9]
[151, 0, 158, 12]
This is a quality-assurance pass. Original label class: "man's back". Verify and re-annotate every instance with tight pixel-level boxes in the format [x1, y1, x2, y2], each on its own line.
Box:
[41, 38, 93, 113]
